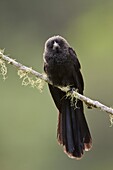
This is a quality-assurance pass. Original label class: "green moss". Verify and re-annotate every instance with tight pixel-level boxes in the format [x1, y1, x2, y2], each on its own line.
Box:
[0, 58, 7, 80]
[109, 114, 113, 127]
[18, 69, 45, 92]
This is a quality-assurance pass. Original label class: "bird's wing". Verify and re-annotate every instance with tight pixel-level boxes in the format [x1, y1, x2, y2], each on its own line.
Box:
[48, 84, 65, 112]
[69, 47, 84, 93]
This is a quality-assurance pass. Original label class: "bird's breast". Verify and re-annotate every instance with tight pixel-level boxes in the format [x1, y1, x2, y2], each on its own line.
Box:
[45, 58, 74, 87]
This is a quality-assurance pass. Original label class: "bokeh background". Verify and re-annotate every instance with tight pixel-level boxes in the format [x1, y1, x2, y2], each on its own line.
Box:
[0, 0, 113, 169]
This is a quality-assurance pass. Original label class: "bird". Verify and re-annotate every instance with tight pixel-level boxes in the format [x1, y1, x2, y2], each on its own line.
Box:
[43, 35, 92, 159]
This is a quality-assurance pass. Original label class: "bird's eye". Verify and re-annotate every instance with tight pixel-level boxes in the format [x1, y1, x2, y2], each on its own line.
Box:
[47, 40, 54, 49]
[56, 39, 64, 47]
[55, 40, 59, 44]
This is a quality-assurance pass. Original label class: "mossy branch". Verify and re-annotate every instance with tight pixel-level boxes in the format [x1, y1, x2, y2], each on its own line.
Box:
[0, 50, 113, 124]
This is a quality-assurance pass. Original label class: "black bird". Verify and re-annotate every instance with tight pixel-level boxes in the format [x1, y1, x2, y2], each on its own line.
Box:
[43, 35, 92, 159]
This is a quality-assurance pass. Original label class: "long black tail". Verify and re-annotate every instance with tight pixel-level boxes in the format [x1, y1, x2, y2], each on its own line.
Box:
[57, 97, 92, 159]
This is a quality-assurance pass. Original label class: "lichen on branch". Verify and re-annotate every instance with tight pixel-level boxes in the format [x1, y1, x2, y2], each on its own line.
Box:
[18, 69, 45, 91]
[0, 49, 113, 123]
[0, 50, 7, 80]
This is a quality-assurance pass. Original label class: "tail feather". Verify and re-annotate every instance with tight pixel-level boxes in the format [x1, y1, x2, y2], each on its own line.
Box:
[57, 98, 92, 159]
[65, 101, 75, 153]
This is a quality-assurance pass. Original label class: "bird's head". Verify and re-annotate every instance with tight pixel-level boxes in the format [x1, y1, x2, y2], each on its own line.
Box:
[44, 35, 69, 54]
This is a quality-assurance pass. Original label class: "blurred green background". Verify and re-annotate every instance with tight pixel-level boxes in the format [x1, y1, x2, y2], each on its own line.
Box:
[0, 0, 113, 169]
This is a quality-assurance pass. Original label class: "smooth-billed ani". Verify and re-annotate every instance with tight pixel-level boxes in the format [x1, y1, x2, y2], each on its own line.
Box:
[43, 35, 92, 159]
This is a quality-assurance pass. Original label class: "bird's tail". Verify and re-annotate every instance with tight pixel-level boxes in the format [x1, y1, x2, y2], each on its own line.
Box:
[57, 98, 92, 159]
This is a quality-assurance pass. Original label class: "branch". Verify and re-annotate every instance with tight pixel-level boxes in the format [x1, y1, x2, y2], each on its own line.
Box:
[0, 50, 113, 120]
[0, 51, 48, 82]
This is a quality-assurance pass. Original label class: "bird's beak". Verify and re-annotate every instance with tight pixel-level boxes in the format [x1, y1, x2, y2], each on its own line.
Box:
[53, 41, 60, 50]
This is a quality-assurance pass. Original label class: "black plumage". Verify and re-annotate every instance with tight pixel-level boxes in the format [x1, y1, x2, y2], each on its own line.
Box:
[43, 35, 92, 159]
